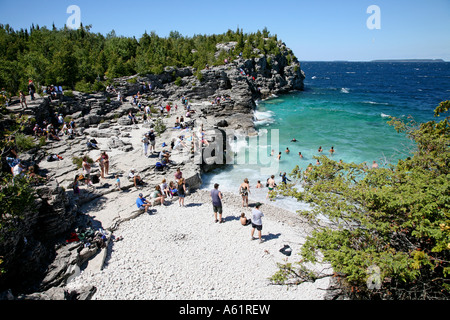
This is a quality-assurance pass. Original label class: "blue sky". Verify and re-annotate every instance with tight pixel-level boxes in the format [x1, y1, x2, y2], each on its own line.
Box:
[1, 0, 449, 61]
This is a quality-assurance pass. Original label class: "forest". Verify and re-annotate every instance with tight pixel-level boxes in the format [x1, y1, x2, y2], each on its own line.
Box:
[0, 23, 292, 97]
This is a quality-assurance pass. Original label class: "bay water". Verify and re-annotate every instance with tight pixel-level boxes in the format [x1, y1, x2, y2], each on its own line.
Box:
[201, 61, 450, 212]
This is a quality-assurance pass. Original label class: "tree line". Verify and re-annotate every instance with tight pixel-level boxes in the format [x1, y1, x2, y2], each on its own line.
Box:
[0, 24, 291, 96]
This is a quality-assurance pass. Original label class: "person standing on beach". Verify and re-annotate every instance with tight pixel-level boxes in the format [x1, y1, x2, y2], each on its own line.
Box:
[95, 153, 105, 179]
[102, 151, 110, 176]
[142, 133, 150, 157]
[82, 156, 93, 187]
[210, 183, 223, 223]
[177, 178, 187, 207]
[266, 175, 276, 199]
[239, 178, 250, 207]
[251, 202, 264, 243]
[148, 129, 156, 154]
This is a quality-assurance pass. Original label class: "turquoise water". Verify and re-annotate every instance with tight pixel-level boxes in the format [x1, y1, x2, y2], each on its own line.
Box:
[201, 61, 450, 211]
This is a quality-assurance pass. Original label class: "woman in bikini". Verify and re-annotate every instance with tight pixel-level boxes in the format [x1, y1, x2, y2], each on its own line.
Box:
[101, 151, 110, 176]
[239, 178, 250, 207]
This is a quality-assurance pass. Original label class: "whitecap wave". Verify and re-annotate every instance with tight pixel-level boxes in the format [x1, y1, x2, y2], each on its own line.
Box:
[380, 113, 391, 118]
[254, 110, 275, 126]
[362, 101, 390, 106]
[341, 88, 350, 93]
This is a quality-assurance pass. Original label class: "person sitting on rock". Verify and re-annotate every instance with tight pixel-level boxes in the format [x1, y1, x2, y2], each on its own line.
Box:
[129, 168, 144, 188]
[160, 178, 171, 198]
[169, 181, 178, 197]
[136, 193, 152, 213]
[159, 149, 171, 163]
[151, 185, 165, 206]
[128, 110, 138, 124]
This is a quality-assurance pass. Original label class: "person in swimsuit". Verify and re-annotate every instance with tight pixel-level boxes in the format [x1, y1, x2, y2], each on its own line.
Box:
[95, 153, 105, 179]
[266, 175, 276, 199]
[239, 178, 250, 207]
[329, 146, 335, 155]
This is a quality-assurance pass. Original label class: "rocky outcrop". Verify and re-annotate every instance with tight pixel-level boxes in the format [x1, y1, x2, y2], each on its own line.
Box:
[0, 179, 78, 292]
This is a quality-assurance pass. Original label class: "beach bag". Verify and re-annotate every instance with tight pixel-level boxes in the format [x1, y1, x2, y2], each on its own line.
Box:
[155, 162, 164, 171]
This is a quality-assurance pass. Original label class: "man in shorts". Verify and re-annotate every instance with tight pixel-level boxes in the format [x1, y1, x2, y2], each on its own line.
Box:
[136, 193, 152, 213]
[251, 202, 264, 243]
[210, 183, 223, 223]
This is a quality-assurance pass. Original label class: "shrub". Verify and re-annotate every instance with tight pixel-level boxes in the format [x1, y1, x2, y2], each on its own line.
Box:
[14, 133, 36, 152]
[174, 76, 182, 86]
[72, 155, 94, 169]
[64, 90, 75, 98]
[74, 80, 92, 93]
[153, 118, 166, 135]
[92, 80, 106, 92]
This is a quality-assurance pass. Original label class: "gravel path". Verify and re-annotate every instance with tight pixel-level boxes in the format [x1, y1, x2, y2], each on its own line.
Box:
[65, 190, 329, 299]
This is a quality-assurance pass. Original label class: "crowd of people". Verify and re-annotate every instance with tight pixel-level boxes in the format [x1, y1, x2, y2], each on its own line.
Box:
[134, 167, 188, 212]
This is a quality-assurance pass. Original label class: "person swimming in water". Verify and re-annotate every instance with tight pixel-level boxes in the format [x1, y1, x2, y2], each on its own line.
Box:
[329, 146, 335, 155]
[291, 138, 297, 142]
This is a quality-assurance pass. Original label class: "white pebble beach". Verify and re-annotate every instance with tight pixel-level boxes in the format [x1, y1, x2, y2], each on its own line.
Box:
[65, 189, 330, 300]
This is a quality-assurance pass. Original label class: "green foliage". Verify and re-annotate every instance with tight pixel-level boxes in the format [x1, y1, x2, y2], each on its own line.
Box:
[74, 79, 93, 93]
[14, 133, 36, 151]
[0, 24, 286, 94]
[153, 118, 166, 136]
[272, 101, 450, 299]
[0, 174, 37, 236]
[174, 76, 182, 86]
[0, 173, 38, 276]
[64, 90, 74, 98]
[72, 155, 93, 169]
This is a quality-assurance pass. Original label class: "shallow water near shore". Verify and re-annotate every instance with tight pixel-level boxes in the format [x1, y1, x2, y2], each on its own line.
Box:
[201, 61, 450, 212]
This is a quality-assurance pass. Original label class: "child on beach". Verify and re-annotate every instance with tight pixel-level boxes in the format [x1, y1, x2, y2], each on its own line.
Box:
[115, 175, 121, 191]
[240, 213, 251, 226]
[169, 181, 178, 197]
